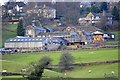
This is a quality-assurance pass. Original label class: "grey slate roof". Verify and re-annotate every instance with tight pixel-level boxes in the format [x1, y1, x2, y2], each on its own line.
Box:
[33, 26, 46, 35]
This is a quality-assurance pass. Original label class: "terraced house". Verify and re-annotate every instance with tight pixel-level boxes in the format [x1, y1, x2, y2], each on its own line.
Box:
[26, 4, 56, 19]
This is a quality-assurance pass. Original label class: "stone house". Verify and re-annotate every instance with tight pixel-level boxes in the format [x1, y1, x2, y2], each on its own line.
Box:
[26, 4, 56, 19]
[78, 11, 113, 26]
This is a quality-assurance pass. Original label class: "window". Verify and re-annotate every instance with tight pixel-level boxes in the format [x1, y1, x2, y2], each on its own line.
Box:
[17, 39, 20, 41]
[21, 39, 24, 41]
[25, 39, 27, 41]
[29, 39, 31, 41]
[14, 39, 16, 41]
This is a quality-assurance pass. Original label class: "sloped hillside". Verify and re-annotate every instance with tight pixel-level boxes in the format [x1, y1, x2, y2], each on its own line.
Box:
[1, 24, 18, 48]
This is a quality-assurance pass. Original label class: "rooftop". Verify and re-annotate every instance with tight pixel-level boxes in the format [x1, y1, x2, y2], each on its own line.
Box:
[6, 37, 44, 42]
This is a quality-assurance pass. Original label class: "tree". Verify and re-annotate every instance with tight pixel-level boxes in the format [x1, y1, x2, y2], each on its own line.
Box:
[55, 2, 80, 25]
[17, 19, 25, 36]
[100, 2, 108, 11]
[27, 64, 45, 80]
[91, 6, 100, 13]
[27, 56, 52, 80]
[39, 56, 52, 68]
[59, 52, 74, 72]
[112, 6, 119, 21]
[100, 12, 108, 31]
[86, 6, 100, 13]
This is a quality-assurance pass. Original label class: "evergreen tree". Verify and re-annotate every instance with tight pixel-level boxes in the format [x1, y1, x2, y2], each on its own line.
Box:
[100, 2, 108, 11]
[17, 19, 25, 36]
[112, 6, 119, 21]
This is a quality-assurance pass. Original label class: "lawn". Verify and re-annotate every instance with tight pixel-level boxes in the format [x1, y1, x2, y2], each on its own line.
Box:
[2, 48, 118, 73]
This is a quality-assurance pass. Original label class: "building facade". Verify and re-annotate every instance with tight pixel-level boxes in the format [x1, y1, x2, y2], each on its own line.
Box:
[5, 37, 43, 50]
[26, 4, 56, 19]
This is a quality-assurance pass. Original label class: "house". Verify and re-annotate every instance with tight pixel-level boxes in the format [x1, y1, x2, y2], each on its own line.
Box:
[25, 25, 47, 37]
[5, 2, 25, 17]
[103, 32, 115, 40]
[78, 11, 113, 26]
[26, 4, 56, 19]
[79, 2, 91, 8]
[25, 19, 53, 37]
[42, 4, 56, 18]
[78, 12, 101, 25]
[2, 2, 25, 24]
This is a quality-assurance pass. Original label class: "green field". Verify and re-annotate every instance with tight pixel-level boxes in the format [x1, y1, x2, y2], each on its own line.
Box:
[1, 24, 18, 48]
[105, 41, 119, 45]
[1, 63, 119, 79]
[1, 48, 119, 78]
[2, 48, 118, 71]
[112, 31, 120, 39]
[66, 63, 119, 78]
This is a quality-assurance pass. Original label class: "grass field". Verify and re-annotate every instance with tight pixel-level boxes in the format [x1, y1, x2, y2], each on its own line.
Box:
[1, 63, 119, 79]
[2, 48, 118, 71]
[66, 63, 119, 78]
[1, 24, 18, 48]
[105, 41, 119, 45]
